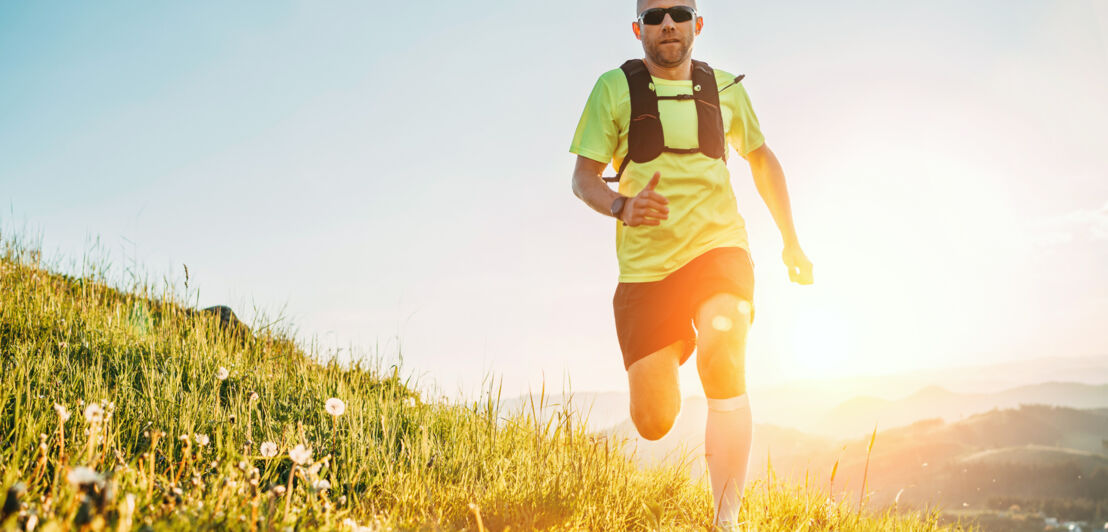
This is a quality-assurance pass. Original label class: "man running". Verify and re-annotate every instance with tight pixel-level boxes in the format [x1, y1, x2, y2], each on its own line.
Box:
[569, 0, 813, 528]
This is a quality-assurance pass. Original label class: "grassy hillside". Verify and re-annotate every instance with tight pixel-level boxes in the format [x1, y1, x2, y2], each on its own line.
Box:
[0, 236, 978, 531]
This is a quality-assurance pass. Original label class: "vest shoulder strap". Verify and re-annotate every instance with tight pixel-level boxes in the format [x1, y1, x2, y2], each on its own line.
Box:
[690, 60, 726, 160]
[621, 59, 664, 166]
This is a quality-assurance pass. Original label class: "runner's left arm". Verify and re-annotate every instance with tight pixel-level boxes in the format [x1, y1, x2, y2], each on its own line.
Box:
[746, 144, 814, 285]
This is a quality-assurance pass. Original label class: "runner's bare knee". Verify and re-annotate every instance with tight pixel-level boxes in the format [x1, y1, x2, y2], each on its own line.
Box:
[694, 293, 751, 397]
[631, 401, 678, 441]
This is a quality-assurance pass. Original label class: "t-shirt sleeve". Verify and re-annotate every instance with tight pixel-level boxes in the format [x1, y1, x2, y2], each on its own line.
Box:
[569, 74, 619, 165]
[726, 83, 765, 157]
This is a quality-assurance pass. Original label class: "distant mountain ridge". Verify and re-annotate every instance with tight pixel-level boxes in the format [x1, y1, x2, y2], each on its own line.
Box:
[500, 377, 1108, 440]
[816, 381, 1108, 439]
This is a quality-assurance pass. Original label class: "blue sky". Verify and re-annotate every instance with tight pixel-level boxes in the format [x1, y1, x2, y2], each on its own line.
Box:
[2, 1, 1106, 400]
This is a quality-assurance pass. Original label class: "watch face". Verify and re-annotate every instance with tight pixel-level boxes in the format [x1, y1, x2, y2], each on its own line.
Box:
[611, 196, 627, 217]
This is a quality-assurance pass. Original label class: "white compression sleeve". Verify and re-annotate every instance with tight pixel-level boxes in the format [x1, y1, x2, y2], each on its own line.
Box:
[704, 393, 753, 526]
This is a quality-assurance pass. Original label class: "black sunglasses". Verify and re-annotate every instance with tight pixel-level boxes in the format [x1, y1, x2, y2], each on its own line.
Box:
[637, 6, 697, 25]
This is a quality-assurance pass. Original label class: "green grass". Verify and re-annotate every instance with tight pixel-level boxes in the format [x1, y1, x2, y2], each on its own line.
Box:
[0, 233, 978, 531]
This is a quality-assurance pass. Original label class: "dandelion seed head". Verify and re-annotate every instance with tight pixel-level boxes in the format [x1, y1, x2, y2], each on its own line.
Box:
[195, 434, 210, 447]
[272, 485, 286, 496]
[67, 467, 103, 487]
[83, 403, 103, 423]
[260, 441, 278, 458]
[289, 444, 312, 465]
[313, 479, 331, 491]
[325, 397, 346, 417]
[216, 367, 229, 381]
[54, 403, 71, 422]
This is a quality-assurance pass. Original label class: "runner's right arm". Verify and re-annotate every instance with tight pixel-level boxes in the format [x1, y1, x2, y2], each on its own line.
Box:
[571, 156, 622, 218]
[571, 157, 668, 227]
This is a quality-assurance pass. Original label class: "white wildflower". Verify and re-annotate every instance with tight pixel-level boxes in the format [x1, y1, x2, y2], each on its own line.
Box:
[67, 466, 104, 486]
[325, 397, 345, 417]
[195, 434, 210, 447]
[216, 366, 229, 381]
[260, 441, 278, 458]
[54, 403, 70, 422]
[83, 403, 104, 423]
[313, 479, 331, 491]
[272, 485, 286, 496]
[289, 444, 312, 465]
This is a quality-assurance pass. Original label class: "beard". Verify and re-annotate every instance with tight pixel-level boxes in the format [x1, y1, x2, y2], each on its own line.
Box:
[645, 32, 693, 68]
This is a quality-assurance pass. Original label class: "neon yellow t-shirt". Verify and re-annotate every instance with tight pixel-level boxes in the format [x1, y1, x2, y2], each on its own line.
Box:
[569, 65, 766, 283]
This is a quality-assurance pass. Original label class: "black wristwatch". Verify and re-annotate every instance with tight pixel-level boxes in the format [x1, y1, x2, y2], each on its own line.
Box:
[610, 195, 629, 223]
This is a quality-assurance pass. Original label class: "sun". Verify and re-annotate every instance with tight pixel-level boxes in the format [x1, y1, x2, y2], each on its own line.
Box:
[787, 304, 853, 379]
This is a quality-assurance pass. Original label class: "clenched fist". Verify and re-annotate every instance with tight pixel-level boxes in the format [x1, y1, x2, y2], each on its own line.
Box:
[622, 172, 669, 227]
[782, 243, 813, 285]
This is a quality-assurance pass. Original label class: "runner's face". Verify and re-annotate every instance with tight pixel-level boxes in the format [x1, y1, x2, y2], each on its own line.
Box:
[633, 0, 701, 68]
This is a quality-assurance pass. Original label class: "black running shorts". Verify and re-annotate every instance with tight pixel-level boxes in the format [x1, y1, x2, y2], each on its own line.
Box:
[612, 246, 755, 371]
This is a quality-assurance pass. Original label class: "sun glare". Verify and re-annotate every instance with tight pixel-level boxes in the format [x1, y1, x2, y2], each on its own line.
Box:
[788, 305, 853, 379]
[712, 315, 734, 332]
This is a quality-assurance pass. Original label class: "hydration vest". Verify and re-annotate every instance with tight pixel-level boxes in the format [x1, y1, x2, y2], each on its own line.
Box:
[603, 59, 744, 183]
